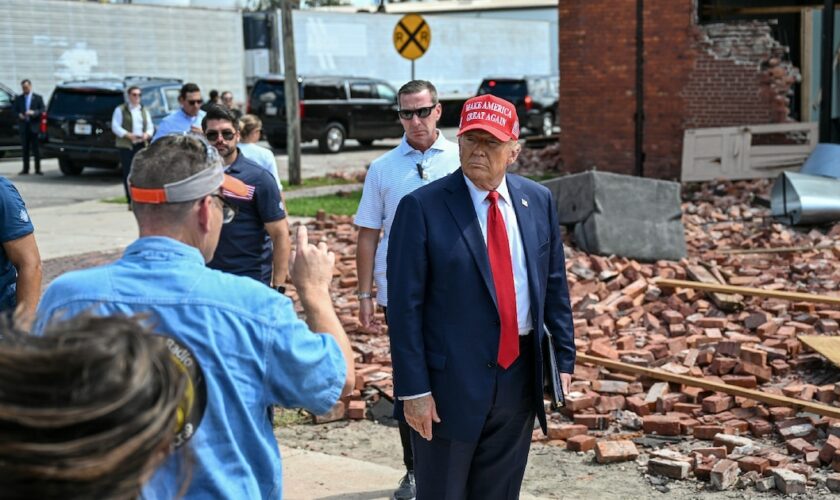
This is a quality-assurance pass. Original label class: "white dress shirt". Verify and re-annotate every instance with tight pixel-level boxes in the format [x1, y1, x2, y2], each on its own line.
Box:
[463, 174, 533, 335]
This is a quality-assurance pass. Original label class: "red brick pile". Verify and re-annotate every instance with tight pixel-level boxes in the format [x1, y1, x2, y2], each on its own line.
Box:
[291, 179, 840, 494]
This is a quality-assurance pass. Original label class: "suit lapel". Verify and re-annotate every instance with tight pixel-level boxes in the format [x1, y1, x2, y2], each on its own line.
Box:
[443, 170, 497, 307]
[508, 175, 541, 328]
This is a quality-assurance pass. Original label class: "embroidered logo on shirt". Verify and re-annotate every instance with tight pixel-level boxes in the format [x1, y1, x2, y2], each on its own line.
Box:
[19, 209, 29, 223]
[223, 183, 255, 201]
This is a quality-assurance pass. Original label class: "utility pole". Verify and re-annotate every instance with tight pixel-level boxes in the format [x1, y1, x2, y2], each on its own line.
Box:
[282, 0, 302, 185]
[820, 0, 837, 143]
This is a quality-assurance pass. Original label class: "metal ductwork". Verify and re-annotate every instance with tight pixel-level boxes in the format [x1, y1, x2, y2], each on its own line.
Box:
[771, 171, 840, 225]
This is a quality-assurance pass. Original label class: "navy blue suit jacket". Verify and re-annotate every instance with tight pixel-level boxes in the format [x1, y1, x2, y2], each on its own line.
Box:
[13, 93, 45, 134]
[387, 169, 575, 442]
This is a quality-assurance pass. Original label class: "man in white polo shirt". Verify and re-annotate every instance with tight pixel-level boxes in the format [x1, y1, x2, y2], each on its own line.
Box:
[354, 80, 459, 500]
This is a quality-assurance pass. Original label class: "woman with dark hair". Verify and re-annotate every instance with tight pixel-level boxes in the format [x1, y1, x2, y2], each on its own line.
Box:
[0, 315, 205, 499]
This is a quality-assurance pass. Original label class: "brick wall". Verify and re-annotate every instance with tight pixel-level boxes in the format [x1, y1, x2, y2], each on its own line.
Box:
[558, 1, 799, 180]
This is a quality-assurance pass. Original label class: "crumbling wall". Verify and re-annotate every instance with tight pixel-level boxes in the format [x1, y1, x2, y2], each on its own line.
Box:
[558, 2, 800, 180]
[683, 22, 800, 129]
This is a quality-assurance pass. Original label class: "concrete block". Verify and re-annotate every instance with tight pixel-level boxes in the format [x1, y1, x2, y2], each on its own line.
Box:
[542, 171, 686, 262]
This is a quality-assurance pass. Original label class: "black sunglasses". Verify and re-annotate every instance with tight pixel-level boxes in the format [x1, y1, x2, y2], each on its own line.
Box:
[130, 92, 142, 97]
[205, 129, 236, 142]
[186, 99, 202, 105]
[211, 194, 237, 224]
[398, 105, 436, 120]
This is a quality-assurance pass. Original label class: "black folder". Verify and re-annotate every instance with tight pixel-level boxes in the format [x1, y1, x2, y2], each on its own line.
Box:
[542, 325, 566, 410]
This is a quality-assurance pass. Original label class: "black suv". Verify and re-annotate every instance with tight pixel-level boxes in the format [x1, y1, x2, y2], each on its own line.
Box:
[248, 75, 404, 153]
[42, 76, 182, 175]
[0, 82, 22, 158]
[476, 76, 559, 137]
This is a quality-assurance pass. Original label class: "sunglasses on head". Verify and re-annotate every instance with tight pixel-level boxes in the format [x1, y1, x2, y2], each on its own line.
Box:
[205, 129, 236, 142]
[211, 194, 237, 224]
[398, 105, 436, 120]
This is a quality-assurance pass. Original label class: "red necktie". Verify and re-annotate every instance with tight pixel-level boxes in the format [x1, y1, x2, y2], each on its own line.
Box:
[486, 191, 519, 369]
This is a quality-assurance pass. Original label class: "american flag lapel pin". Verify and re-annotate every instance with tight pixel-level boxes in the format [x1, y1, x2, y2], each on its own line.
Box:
[521, 199, 528, 207]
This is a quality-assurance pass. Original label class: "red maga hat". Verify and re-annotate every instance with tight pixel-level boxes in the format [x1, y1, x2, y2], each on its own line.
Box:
[457, 94, 520, 141]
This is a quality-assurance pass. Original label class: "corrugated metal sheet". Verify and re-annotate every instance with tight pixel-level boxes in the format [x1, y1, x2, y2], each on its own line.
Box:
[0, 0, 245, 102]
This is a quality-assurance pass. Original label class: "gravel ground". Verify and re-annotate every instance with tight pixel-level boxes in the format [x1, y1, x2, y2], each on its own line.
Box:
[273, 418, 825, 500]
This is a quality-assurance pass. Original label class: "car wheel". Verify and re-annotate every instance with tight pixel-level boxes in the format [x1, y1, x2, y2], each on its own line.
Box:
[267, 136, 287, 150]
[319, 122, 345, 154]
[58, 157, 84, 176]
[541, 112, 554, 137]
[357, 139, 374, 148]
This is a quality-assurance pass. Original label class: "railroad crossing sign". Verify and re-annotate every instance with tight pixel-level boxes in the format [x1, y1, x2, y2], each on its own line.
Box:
[393, 14, 431, 61]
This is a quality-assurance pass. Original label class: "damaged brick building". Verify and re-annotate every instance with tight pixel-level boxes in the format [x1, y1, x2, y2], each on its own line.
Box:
[558, 1, 801, 180]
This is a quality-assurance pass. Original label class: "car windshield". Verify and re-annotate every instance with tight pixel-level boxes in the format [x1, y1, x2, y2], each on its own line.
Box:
[50, 90, 124, 116]
[141, 89, 167, 118]
[478, 80, 527, 100]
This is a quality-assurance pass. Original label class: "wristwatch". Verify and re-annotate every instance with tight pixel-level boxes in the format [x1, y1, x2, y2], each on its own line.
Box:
[356, 291, 372, 300]
[275, 285, 286, 295]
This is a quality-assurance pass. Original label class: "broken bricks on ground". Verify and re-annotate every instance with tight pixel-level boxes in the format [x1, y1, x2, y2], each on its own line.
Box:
[285, 178, 840, 495]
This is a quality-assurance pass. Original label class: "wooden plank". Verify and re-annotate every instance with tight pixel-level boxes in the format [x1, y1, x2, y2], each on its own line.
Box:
[655, 278, 840, 306]
[718, 244, 833, 255]
[577, 353, 840, 419]
[799, 336, 840, 368]
[685, 265, 742, 312]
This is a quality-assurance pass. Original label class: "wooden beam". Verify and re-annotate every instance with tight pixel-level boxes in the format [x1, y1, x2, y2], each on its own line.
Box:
[718, 244, 833, 255]
[577, 353, 840, 419]
[654, 278, 840, 306]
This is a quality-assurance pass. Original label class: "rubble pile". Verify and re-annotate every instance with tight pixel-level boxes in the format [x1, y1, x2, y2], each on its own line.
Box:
[291, 179, 840, 494]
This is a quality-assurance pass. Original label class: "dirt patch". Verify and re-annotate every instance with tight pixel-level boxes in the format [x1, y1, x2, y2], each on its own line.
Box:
[275, 419, 801, 499]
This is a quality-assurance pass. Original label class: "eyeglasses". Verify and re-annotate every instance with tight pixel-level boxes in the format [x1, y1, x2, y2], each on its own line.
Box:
[398, 105, 436, 120]
[205, 129, 236, 142]
[186, 99, 202, 106]
[211, 194, 237, 224]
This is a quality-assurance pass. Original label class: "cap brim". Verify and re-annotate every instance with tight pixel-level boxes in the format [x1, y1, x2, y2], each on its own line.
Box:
[457, 122, 514, 142]
[221, 174, 249, 197]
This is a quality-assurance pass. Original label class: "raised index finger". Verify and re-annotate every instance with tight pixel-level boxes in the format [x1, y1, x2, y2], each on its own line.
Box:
[295, 225, 309, 249]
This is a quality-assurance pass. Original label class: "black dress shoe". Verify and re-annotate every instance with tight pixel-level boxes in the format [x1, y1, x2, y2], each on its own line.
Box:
[35, 171, 43, 175]
[18, 171, 29, 175]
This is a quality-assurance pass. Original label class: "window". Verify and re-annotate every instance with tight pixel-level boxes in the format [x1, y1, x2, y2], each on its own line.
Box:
[164, 88, 181, 112]
[376, 84, 397, 103]
[0, 89, 11, 106]
[304, 82, 345, 100]
[49, 91, 123, 116]
[349, 83, 374, 99]
[141, 88, 166, 118]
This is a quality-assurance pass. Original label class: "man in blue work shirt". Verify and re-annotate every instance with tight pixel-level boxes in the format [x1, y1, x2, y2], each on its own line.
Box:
[0, 176, 42, 322]
[202, 105, 290, 289]
[151, 83, 206, 142]
[34, 134, 355, 498]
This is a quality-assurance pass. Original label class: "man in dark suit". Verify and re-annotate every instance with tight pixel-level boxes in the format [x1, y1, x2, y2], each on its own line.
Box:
[387, 94, 576, 500]
[12, 80, 45, 175]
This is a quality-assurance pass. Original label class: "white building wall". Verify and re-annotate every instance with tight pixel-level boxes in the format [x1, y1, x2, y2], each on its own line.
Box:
[0, 0, 245, 101]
